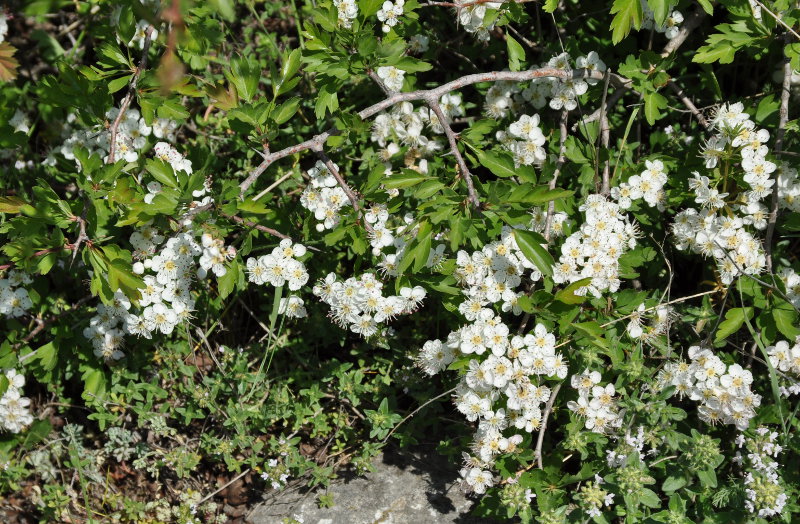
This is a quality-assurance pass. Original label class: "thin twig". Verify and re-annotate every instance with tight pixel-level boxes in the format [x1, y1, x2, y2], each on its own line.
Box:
[751, 0, 800, 42]
[765, 33, 792, 273]
[382, 386, 458, 443]
[17, 296, 94, 355]
[312, 148, 374, 233]
[107, 26, 154, 164]
[666, 80, 709, 129]
[534, 383, 561, 469]
[427, 99, 481, 208]
[221, 212, 320, 251]
[598, 70, 612, 195]
[196, 469, 251, 506]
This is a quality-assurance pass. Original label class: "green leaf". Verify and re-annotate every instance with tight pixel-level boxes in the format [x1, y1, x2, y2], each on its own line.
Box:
[506, 35, 525, 72]
[35, 341, 58, 371]
[107, 258, 145, 300]
[157, 98, 190, 120]
[107, 74, 132, 94]
[697, 0, 713, 14]
[643, 91, 668, 125]
[697, 467, 717, 488]
[610, 0, 644, 44]
[514, 230, 554, 278]
[383, 171, 429, 189]
[0, 196, 29, 213]
[542, 0, 558, 13]
[209, 0, 236, 20]
[662, 475, 686, 492]
[282, 48, 302, 81]
[226, 56, 261, 102]
[555, 278, 592, 305]
[272, 97, 300, 124]
[217, 259, 238, 299]
[359, 0, 384, 17]
[772, 301, 800, 340]
[145, 158, 179, 188]
[714, 307, 754, 343]
[477, 149, 518, 178]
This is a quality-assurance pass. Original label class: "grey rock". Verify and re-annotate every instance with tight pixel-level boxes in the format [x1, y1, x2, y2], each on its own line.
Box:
[248, 447, 496, 524]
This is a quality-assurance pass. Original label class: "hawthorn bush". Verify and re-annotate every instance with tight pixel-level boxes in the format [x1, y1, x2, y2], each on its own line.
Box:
[1, 0, 800, 522]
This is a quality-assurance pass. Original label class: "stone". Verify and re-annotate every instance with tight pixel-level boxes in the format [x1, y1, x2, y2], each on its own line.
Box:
[247, 447, 495, 524]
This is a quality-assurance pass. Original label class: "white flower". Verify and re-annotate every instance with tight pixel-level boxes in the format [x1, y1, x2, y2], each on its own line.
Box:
[376, 66, 405, 92]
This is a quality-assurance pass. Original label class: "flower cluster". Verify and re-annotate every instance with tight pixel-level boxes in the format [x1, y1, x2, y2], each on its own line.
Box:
[611, 159, 668, 210]
[735, 427, 787, 518]
[552, 195, 638, 298]
[568, 369, 623, 433]
[312, 272, 425, 337]
[625, 303, 674, 344]
[246, 239, 309, 316]
[0, 270, 33, 319]
[452, 0, 502, 41]
[260, 458, 290, 491]
[657, 346, 761, 430]
[376, 0, 404, 33]
[778, 267, 800, 308]
[300, 160, 350, 232]
[641, 3, 683, 39]
[491, 52, 606, 114]
[83, 230, 234, 360]
[51, 107, 177, 170]
[333, 0, 358, 29]
[0, 369, 33, 434]
[766, 336, 800, 396]
[152, 141, 193, 174]
[496, 114, 547, 167]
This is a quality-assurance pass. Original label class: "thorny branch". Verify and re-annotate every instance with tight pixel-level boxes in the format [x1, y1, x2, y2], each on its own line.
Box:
[667, 80, 710, 129]
[221, 212, 321, 251]
[535, 383, 561, 469]
[239, 67, 608, 197]
[107, 26, 155, 164]
[427, 99, 481, 208]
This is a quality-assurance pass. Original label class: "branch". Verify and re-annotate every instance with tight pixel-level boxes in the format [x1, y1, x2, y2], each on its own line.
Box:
[765, 33, 792, 273]
[239, 67, 606, 196]
[598, 70, 612, 195]
[220, 212, 320, 251]
[544, 111, 569, 241]
[107, 26, 155, 164]
[312, 148, 374, 233]
[752, 0, 800, 42]
[667, 80, 709, 129]
[534, 383, 561, 469]
[427, 99, 481, 208]
[382, 386, 458, 443]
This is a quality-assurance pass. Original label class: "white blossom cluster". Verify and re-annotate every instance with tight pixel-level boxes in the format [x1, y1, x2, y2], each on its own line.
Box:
[452, 226, 541, 318]
[376, 66, 405, 92]
[376, 0, 404, 33]
[46, 108, 177, 170]
[641, 2, 683, 39]
[671, 102, 787, 285]
[656, 346, 761, 430]
[0, 13, 7, 43]
[300, 160, 351, 232]
[776, 161, 800, 213]
[496, 114, 547, 167]
[766, 336, 800, 396]
[605, 426, 656, 468]
[246, 238, 310, 319]
[333, 0, 358, 29]
[0, 370, 33, 434]
[611, 159, 668, 210]
[312, 272, 425, 337]
[735, 427, 787, 518]
[485, 52, 607, 117]
[777, 267, 800, 308]
[528, 206, 569, 239]
[625, 303, 674, 343]
[552, 194, 638, 298]
[370, 97, 462, 188]
[260, 458, 290, 490]
[452, 0, 503, 41]
[567, 369, 623, 433]
[0, 270, 33, 319]
[83, 228, 234, 360]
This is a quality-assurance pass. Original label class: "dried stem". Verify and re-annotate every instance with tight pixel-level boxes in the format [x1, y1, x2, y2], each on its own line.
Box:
[107, 26, 154, 164]
[765, 33, 792, 273]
